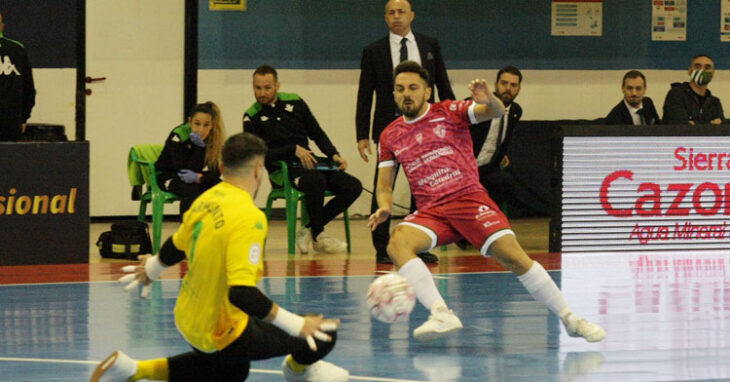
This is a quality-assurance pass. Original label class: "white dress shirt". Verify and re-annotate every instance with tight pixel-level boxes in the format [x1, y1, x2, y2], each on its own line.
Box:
[624, 99, 643, 125]
[476, 104, 511, 166]
[389, 31, 421, 69]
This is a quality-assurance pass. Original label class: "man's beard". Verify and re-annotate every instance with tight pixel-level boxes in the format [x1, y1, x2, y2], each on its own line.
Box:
[626, 98, 641, 108]
[497, 92, 513, 106]
[399, 99, 423, 118]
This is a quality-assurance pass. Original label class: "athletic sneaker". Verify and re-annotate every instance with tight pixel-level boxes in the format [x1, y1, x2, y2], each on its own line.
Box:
[312, 232, 347, 254]
[282, 359, 350, 382]
[90, 350, 137, 382]
[413, 303, 463, 341]
[296, 227, 313, 254]
[560, 312, 606, 342]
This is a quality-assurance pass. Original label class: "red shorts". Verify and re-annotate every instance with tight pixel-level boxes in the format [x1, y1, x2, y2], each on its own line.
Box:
[399, 191, 514, 256]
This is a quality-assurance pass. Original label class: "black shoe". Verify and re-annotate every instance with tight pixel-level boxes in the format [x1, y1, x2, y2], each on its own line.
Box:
[455, 238, 471, 250]
[376, 253, 393, 264]
[417, 252, 439, 263]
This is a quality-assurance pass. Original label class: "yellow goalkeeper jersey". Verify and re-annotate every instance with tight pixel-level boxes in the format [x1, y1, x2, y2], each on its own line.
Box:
[172, 181, 267, 352]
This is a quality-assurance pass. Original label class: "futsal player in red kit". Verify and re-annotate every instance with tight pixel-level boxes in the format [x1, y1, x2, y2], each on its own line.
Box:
[368, 61, 605, 343]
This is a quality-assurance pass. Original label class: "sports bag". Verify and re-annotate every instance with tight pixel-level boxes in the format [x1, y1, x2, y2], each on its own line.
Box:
[97, 221, 153, 259]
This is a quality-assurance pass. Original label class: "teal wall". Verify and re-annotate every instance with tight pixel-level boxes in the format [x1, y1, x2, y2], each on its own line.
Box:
[199, 0, 728, 70]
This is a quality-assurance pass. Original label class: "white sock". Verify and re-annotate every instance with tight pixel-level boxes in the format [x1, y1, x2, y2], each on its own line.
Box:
[398, 258, 446, 310]
[517, 261, 570, 317]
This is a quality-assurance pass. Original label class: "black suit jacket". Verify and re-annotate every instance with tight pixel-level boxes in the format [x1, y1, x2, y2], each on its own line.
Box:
[356, 33, 455, 143]
[604, 97, 659, 125]
[470, 102, 522, 167]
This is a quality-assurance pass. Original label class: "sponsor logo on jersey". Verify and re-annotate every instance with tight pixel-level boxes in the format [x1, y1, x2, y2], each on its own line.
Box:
[476, 205, 497, 220]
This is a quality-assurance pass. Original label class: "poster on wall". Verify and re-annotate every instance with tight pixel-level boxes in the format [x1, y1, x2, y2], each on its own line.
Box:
[652, 0, 687, 41]
[722, 0, 730, 42]
[209, 0, 246, 11]
[551, 0, 603, 36]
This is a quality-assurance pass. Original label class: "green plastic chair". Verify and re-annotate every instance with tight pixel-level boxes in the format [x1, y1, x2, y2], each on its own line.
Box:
[128, 144, 180, 254]
[264, 160, 351, 254]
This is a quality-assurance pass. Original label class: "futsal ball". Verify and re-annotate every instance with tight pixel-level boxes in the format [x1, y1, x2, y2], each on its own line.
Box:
[367, 273, 416, 323]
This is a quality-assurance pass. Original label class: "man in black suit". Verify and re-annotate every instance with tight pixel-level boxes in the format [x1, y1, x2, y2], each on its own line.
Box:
[605, 70, 659, 125]
[356, 0, 455, 264]
[470, 66, 523, 211]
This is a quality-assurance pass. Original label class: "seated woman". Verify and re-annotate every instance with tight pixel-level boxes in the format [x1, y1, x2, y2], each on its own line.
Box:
[156, 101, 226, 215]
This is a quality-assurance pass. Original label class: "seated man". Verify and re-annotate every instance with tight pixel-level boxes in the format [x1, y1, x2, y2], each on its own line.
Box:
[663, 54, 725, 125]
[605, 70, 659, 125]
[243, 64, 361, 254]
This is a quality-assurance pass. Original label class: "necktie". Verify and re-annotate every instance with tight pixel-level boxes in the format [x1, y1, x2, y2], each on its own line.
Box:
[400, 37, 408, 63]
[496, 115, 505, 147]
[637, 109, 646, 125]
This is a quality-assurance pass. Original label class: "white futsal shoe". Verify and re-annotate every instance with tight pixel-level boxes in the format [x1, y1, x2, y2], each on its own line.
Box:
[313, 232, 347, 254]
[413, 302, 463, 341]
[90, 350, 137, 382]
[282, 359, 350, 382]
[296, 227, 313, 254]
[560, 312, 606, 342]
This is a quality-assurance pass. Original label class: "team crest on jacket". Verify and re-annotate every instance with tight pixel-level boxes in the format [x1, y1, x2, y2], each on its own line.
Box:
[285, 104, 294, 112]
[433, 124, 446, 138]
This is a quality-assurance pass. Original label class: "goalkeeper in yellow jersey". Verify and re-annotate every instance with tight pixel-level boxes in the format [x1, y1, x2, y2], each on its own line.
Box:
[91, 133, 349, 382]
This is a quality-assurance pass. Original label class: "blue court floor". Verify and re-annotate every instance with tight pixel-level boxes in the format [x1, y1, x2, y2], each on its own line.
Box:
[1, 250, 729, 381]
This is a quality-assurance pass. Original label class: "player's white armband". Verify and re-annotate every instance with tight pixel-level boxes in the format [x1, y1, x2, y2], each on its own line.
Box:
[272, 307, 305, 337]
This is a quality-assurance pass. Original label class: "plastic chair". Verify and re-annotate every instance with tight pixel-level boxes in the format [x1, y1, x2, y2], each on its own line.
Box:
[128, 144, 180, 254]
[264, 160, 351, 255]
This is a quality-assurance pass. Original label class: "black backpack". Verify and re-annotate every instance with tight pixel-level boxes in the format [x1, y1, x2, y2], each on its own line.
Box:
[97, 221, 153, 259]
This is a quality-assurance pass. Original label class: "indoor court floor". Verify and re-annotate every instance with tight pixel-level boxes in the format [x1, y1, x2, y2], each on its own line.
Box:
[1, 218, 729, 381]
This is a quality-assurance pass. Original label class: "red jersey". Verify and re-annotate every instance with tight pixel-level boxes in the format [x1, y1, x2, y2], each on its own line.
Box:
[378, 99, 485, 210]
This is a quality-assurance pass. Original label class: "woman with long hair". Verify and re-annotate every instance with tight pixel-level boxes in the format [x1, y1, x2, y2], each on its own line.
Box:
[156, 101, 226, 215]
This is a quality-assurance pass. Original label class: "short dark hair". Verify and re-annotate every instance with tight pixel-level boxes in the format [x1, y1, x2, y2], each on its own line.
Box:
[222, 133, 267, 174]
[622, 70, 646, 87]
[393, 60, 430, 85]
[496, 66, 522, 83]
[253, 64, 278, 81]
[692, 54, 713, 63]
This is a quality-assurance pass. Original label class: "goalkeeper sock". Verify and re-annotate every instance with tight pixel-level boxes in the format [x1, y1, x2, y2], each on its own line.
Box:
[133, 358, 169, 381]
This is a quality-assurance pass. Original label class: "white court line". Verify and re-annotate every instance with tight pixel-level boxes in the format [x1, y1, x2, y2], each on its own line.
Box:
[0, 356, 426, 382]
[376, 270, 453, 279]
[0, 269, 559, 288]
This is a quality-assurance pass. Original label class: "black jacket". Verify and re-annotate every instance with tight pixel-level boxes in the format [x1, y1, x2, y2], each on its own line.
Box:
[604, 97, 660, 125]
[155, 123, 221, 188]
[356, 33, 455, 143]
[0, 34, 35, 122]
[662, 82, 725, 125]
[470, 101, 522, 167]
[243, 92, 339, 171]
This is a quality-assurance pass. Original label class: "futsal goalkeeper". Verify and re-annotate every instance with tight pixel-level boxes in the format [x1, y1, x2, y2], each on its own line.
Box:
[91, 133, 349, 382]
